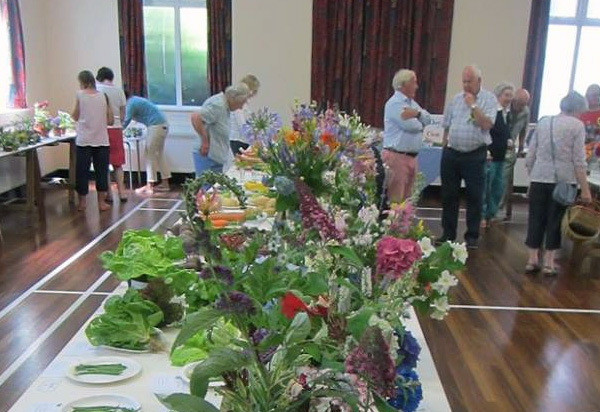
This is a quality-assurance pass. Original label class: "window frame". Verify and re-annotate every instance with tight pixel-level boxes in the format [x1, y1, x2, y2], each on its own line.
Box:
[549, 0, 600, 92]
[143, 0, 207, 110]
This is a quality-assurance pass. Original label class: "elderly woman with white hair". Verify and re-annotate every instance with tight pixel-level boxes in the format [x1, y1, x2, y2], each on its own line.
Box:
[482, 81, 514, 227]
[230, 74, 260, 155]
[191, 83, 250, 174]
[525, 91, 592, 275]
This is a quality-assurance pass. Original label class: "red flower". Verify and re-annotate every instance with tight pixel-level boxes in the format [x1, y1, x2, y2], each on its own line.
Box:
[281, 292, 308, 319]
[281, 292, 327, 319]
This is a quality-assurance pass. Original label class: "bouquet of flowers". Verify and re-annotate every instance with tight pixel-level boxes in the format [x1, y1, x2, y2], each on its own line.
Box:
[50, 111, 73, 136]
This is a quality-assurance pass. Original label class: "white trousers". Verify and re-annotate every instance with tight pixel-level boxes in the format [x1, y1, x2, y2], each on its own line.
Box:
[145, 124, 171, 183]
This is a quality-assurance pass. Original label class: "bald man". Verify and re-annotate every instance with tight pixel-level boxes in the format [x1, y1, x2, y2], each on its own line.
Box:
[501, 88, 531, 220]
[440, 65, 497, 249]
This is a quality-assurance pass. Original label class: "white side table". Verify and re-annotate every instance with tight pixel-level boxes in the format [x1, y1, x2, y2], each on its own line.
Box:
[123, 136, 145, 189]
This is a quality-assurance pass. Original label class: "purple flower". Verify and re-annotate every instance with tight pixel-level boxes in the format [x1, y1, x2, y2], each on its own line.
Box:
[345, 326, 396, 398]
[251, 328, 269, 345]
[242, 108, 282, 146]
[199, 265, 233, 286]
[295, 180, 342, 241]
[215, 291, 255, 315]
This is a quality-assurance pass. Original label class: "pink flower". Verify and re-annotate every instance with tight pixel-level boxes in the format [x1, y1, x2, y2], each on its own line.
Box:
[196, 188, 221, 216]
[376, 236, 422, 280]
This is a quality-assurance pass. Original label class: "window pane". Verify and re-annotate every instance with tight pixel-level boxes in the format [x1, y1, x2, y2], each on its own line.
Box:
[573, 27, 600, 94]
[144, 6, 176, 105]
[538, 25, 577, 117]
[587, 0, 600, 18]
[180, 7, 209, 106]
[550, 0, 577, 17]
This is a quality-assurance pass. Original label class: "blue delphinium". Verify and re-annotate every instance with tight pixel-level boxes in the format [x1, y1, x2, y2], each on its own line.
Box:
[388, 369, 423, 412]
[396, 330, 421, 372]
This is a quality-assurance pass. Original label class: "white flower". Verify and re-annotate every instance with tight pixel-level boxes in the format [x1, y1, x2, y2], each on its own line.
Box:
[285, 263, 300, 272]
[353, 233, 373, 247]
[430, 297, 450, 320]
[360, 267, 372, 297]
[418, 237, 435, 258]
[334, 212, 348, 233]
[357, 205, 379, 227]
[323, 171, 336, 185]
[431, 270, 458, 294]
[450, 241, 468, 264]
[337, 286, 352, 314]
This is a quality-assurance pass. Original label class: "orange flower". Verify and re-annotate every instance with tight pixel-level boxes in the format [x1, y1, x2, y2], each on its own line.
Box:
[320, 132, 339, 150]
[283, 129, 300, 146]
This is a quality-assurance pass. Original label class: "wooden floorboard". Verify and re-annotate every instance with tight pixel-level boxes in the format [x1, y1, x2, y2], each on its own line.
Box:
[0, 295, 106, 412]
[1, 187, 600, 412]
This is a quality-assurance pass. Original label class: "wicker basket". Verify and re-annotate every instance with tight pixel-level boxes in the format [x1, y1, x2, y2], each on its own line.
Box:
[562, 201, 600, 242]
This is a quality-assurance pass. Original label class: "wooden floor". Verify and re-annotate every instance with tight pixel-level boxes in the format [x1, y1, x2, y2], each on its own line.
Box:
[1, 187, 599, 412]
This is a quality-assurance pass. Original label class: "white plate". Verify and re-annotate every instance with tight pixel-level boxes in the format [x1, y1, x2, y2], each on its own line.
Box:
[181, 362, 223, 387]
[99, 345, 150, 354]
[67, 356, 142, 384]
[61, 394, 141, 412]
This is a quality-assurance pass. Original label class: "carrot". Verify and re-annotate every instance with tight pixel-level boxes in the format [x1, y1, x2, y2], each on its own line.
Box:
[209, 219, 229, 229]
[208, 212, 246, 222]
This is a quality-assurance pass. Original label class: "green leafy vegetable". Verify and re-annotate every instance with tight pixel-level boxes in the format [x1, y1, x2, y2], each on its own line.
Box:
[100, 229, 186, 282]
[170, 319, 241, 366]
[85, 289, 163, 350]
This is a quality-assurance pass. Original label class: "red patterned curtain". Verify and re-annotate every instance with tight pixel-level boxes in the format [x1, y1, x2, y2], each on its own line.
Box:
[522, 0, 551, 121]
[118, 0, 147, 97]
[311, 0, 454, 127]
[207, 0, 232, 94]
[1, 0, 26, 108]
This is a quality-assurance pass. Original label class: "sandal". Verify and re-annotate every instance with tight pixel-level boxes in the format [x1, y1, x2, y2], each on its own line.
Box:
[543, 266, 559, 276]
[525, 263, 541, 273]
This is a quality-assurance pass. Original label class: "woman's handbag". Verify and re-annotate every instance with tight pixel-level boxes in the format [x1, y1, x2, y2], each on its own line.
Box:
[549, 117, 577, 206]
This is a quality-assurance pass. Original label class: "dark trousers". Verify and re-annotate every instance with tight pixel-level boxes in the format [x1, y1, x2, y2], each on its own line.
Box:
[525, 182, 568, 250]
[76, 145, 109, 196]
[441, 146, 486, 241]
[230, 141, 249, 155]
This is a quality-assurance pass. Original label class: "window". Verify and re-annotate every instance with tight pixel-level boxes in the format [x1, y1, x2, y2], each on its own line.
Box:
[539, 0, 600, 117]
[143, 0, 209, 107]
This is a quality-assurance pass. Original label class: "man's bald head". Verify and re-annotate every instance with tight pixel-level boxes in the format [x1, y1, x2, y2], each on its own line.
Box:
[512, 88, 530, 113]
[462, 65, 482, 95]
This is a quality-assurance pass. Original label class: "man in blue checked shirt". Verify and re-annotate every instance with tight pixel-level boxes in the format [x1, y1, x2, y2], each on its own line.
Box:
[382, 69, 433, 203]
[440, 65, 497, 249]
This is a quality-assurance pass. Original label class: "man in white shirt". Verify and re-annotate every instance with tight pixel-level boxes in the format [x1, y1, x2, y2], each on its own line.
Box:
[382, 69, 432, 203]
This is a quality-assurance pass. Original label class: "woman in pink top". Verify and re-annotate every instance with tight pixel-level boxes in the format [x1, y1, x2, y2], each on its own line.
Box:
[71, 70, 114, 211]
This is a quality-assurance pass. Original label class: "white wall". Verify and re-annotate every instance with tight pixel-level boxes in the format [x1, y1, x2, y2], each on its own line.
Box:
[444, 0, 532, 104]
[232, 0, 312, 124]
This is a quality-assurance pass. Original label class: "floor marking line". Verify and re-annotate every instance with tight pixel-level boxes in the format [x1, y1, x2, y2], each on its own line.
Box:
[140, 207, 185, 212]
[0, 198, 150, 322]
[450, 304, 600, 314]
[0, 199, 182, 389]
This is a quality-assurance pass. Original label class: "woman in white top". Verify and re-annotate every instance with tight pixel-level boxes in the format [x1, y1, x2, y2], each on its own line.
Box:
[229, 74, 260, 155]
[72, 70, 114, 211]
[96, 67, 127, 202]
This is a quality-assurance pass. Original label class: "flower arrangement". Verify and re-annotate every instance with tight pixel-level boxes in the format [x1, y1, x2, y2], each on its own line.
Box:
[33, 101, 52, 136]
[92, 103, 465, 412]
[50, 111, 73, 136]
[124, 124, 145, 139]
